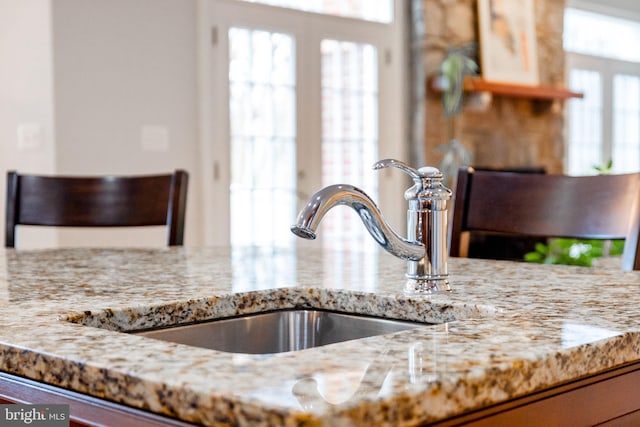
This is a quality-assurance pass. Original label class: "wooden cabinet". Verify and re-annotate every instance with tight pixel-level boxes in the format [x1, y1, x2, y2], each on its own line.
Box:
[2, 362, 639, 426]
[430, 361, 640, 427]
[0, 372, 194, 427]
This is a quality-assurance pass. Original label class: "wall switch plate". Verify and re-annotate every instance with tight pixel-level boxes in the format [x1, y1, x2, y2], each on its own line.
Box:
[141, 125, 170, 151]
[17, 123, 43, 150]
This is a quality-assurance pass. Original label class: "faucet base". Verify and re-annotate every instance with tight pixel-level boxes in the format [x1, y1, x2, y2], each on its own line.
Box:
[404, 276, 451, 294]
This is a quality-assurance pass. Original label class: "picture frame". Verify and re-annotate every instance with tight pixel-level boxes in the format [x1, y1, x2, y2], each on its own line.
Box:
[477, 0, 539, 85]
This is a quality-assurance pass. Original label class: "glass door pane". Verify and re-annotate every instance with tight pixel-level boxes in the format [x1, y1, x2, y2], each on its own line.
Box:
[612, 74, 640, 173]
[320, 39, 379, 290]
[320, 39, 378, 252]
[228, 28, 297, 248]
[567, 69, 603, 175]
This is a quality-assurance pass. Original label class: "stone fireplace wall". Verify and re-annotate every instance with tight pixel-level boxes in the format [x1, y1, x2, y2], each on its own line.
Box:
[413, 0, 568, 174]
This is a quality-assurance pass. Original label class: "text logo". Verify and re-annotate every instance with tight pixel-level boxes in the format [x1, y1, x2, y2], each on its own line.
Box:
[0, 405, 69, 426]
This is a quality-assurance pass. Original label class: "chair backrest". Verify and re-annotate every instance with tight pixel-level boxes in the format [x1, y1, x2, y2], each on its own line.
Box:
[449, 167, 640, 270]
[465, 166, 547, 261]
[5, 170, 188, 248]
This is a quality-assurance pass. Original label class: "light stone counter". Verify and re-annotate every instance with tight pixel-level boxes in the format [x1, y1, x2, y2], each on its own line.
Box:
[0, 246, 639, 426]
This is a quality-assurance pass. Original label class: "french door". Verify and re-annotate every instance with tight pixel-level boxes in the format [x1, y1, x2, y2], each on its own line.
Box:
[198, 0, 407, 251]
[566, 54, 640, 175]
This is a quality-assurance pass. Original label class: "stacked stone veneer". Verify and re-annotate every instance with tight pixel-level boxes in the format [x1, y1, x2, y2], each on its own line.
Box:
[414, 0, 567, 173]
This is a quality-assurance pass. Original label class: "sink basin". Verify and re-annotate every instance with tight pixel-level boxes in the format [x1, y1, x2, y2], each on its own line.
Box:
[133, 309, 426, 354]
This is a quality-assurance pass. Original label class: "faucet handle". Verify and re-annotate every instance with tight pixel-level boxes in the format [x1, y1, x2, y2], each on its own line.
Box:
[373, 158, 422, 182]
[373, 159, 443, 182]
[374, 159, 450, 203]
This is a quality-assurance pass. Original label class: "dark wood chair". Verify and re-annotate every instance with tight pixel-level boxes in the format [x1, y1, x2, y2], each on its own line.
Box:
[465, 166, 547, 260]
[449, 167, 640, 270]
[5, 170, 188, 248]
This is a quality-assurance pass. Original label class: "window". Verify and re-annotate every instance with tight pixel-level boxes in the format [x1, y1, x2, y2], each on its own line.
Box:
[228, 28, 297, 248]
[564, 7, 640, 175]
[239, 0, 393, 23]
[564, 8, 640, 62]
[320, 39, 379, 249]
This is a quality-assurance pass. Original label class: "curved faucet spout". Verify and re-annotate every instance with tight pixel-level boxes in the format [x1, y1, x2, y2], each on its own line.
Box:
[291, 184, 424, 261]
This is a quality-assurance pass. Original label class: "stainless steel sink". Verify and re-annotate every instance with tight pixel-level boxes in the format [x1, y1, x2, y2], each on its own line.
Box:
[133, 309, 426, 354]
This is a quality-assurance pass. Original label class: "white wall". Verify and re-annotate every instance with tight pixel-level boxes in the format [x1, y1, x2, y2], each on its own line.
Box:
[52, 0, 202, 247]
[0, 0, 57, 247]
[1, 0, 203, 248]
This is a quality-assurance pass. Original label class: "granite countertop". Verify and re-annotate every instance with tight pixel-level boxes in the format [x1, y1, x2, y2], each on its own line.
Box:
[0, 246, 639, 426]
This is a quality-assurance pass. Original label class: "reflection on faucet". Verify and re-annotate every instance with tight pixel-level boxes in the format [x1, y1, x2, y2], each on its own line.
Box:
[291, 159, 452, 293]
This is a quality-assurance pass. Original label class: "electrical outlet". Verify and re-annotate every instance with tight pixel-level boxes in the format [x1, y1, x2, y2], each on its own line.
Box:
[141, 125, 170, 152]
[17, 123, 43, 150]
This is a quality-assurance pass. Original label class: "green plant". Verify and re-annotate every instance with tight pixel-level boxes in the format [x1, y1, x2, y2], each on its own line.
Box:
[524, 238, 624, 267]
[436, 138, 472, 185]
[593, 159, 613, 175]
[440, 44, 479, 117]
[436, 44, 478, 187]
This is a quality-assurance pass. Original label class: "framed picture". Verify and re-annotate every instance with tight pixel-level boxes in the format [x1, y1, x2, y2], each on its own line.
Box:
[477, 0, 539, 85]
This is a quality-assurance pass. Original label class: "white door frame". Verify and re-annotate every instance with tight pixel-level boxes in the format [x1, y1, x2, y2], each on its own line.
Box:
[196, 0, 408, 245]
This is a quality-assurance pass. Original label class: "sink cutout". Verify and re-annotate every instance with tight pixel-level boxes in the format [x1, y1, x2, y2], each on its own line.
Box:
[132, 309, 429, 354]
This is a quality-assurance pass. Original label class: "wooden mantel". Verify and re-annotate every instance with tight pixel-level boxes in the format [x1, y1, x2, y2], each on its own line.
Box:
[427, 75, 584, 101]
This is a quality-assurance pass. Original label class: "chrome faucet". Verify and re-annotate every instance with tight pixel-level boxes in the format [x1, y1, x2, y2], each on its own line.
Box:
[290, 159, 452, 293]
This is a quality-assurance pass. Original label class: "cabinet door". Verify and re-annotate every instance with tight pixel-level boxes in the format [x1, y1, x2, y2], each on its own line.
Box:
[431, 362, 640, 427]
[0, 372, 194, 427]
